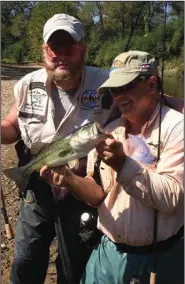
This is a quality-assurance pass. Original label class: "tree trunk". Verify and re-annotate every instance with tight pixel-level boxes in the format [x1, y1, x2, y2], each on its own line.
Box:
[96, 1, 105, 37]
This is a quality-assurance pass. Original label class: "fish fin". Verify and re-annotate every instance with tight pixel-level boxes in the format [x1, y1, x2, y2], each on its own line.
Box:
[31, 142, 49, 155]
[68, 159, 79, 169]
[3, 167, 29, 193]
[53, 132, 64, 140]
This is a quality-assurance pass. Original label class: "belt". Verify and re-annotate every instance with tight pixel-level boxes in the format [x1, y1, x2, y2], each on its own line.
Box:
[115, 226, 184, 254]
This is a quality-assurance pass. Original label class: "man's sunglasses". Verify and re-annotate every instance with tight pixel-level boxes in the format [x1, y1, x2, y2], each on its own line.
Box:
[44, 43, 83, 58]
[109, 76, 150, 96]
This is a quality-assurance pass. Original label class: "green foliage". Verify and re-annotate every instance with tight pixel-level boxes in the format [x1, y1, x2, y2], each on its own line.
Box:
[3, 41, 26, 63]
[26, 1, 80, 61]
[166, 15, 184, 57]
[77, 2, 95, 41]
[2, 1, 34, 62]
[93, 38, 126, 67]
[1, 0, 184, 70]
[86, 30, 102, 66]
[128, 28, 165, 60]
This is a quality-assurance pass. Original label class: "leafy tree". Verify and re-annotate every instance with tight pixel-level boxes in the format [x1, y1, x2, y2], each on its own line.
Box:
[1, 1, 34, 60]
[77, 2, 94, 41]
[1, 0, 183, 75]
[26, 1, 80, 61]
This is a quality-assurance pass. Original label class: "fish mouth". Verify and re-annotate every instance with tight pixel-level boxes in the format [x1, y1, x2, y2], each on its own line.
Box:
[95, 121, 105, 135]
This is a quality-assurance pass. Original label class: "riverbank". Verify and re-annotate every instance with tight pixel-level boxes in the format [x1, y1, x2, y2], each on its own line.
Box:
[163, 58, 184, 78]
[2, 56, 184, 79]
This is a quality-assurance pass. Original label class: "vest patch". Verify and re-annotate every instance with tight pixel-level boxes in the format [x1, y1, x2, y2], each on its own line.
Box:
[20, 85, 48, 116]
[29, 82, 46, 90]
[81, 90, 100, 109]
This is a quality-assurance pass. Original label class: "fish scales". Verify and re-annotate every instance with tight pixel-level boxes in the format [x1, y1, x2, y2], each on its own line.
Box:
[3, 121, 107, 193]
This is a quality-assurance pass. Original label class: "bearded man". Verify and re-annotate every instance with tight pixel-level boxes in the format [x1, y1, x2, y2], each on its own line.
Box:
[1, 14, 118, 284]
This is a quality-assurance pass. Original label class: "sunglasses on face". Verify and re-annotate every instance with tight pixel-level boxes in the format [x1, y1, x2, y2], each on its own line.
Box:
[109, 77, 150, 96]
[44, 42, 83, 58]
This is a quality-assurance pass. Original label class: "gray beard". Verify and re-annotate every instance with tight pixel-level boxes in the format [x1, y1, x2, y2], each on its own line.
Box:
[46, 69, 72, 81]
[43, 56, 84, 82]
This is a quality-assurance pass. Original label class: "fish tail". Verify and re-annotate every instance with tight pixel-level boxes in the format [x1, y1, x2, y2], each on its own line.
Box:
[3, 167, 29, 193]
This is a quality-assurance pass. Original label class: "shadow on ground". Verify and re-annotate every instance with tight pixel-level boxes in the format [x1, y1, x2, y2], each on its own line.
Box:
[1, 65, 42, 80]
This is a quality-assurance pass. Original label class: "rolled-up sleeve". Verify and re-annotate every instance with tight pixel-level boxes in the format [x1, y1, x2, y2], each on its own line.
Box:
[116, 120, 184, 213]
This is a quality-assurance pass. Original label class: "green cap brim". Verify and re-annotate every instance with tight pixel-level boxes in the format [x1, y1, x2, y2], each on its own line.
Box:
[98, 72, 139, 95]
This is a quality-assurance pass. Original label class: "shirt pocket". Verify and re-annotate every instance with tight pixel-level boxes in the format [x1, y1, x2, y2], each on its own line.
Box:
[18, 111, 46, 147]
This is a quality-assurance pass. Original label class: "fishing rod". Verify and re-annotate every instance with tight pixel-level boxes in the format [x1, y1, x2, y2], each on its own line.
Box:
[123, 2, 168, 284]
[1, 187, 14, 239]
[149, 2, 168, 284]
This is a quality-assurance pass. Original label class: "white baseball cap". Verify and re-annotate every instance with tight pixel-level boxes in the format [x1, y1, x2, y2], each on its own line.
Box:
[43, 13, 84, 43]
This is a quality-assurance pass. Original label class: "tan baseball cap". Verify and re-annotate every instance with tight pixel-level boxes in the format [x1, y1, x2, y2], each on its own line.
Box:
[43, 14, 84, 43]
[98, 50, 158, 94]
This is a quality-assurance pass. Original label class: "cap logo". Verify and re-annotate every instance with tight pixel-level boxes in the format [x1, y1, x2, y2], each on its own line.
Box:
[139, 63, 152, 72]
[111, 60, 125, 68]
[110, 60, 126, 72]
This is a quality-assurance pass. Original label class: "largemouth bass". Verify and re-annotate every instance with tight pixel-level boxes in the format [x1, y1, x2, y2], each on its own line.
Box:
[3, 121, 107, 192]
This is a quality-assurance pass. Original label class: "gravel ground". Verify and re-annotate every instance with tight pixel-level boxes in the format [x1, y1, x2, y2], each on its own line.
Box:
[1, 65, 57, 284]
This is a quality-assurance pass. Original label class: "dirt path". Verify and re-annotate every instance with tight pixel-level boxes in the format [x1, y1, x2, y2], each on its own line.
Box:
[1, 65, 57, 284]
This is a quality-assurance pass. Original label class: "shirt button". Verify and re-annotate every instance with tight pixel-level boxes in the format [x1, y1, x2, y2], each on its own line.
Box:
[118, 211, 122, 216]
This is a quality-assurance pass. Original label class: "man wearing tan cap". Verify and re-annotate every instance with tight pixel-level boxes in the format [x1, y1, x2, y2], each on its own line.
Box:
[1, 14, 118, 284]
[41, 50, 184, 283]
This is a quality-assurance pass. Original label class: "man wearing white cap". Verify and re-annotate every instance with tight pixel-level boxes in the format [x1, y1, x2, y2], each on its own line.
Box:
[41, 50, 184, 284]
[1, 14, 118, 284]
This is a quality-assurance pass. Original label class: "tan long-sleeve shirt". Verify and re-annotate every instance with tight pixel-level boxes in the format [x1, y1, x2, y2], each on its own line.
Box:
[87, 103, 184, 246]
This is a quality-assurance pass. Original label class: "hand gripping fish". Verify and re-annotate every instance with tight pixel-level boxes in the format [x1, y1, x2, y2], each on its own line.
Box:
[3, 122, 108, 192]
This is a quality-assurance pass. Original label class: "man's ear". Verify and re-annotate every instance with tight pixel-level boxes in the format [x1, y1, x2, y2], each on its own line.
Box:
[148, 76, 157, 94]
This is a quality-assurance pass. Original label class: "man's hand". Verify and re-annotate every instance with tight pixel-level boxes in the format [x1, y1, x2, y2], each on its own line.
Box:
[96, 134, 126, 172]
[40, 165, 68, 186]
[40, 164, 105, 207]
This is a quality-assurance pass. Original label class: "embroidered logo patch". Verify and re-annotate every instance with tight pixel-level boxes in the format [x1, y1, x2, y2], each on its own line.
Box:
[139, 63, 152, 72]
[110, 60, 126, 72]
[29, 82, 46, 90]
[20, 83, 48, 117]
[81, 90, 100, 109]
[112, 60, 125, 68]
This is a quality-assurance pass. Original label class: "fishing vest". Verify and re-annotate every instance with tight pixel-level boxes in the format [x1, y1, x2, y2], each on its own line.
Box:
[14, 66, 116, 154]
